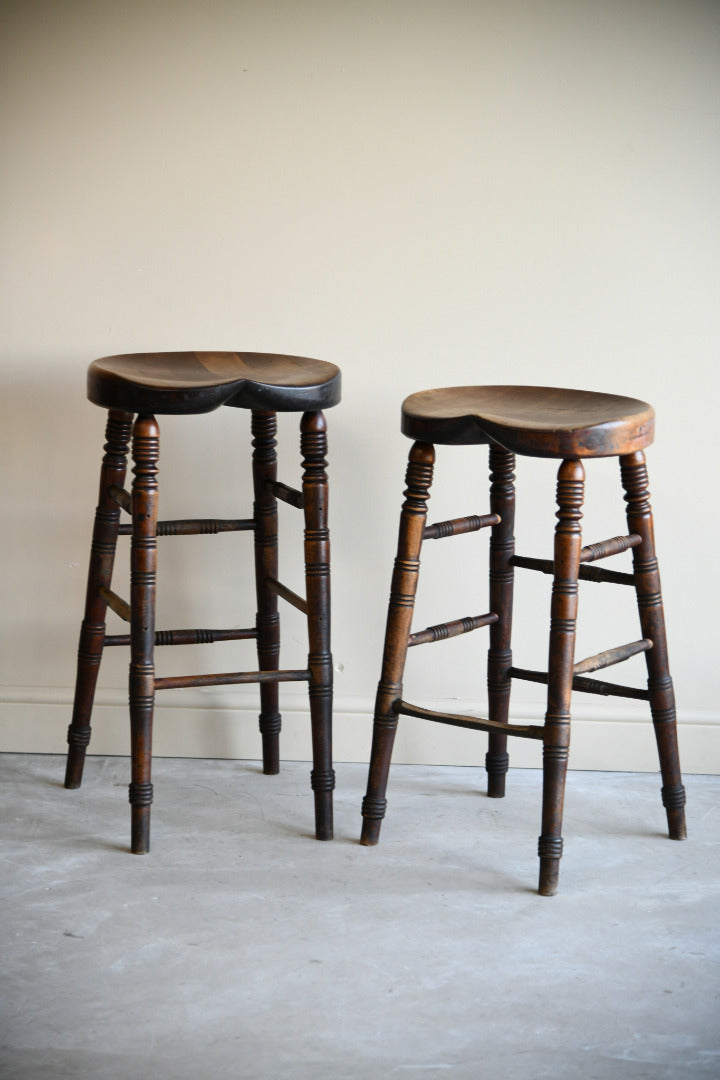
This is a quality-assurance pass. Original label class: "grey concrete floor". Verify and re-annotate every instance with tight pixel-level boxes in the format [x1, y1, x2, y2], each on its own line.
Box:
[1, 754, 718, 1080]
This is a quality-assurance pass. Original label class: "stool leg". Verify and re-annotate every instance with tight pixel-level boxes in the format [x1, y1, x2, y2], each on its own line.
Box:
[486, 445, 516, 797]
[301, 411, 334, 839]
[539, 458, 584, 895]
[65, 409, 134, 788]
[361, 441, 435, 845]
[128, 415, 159, 854]
[252, 411, 282, 775]
[620, 451, 686, 840]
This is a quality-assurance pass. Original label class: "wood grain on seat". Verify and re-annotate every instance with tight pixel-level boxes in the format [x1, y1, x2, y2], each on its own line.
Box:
[401, 385, 654, 458]
[88, 351, 342, 414]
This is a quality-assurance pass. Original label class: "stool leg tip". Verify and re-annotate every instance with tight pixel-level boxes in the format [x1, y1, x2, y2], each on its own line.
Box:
[538, 858, 560, 897]
[667, 807, 687, 841]
[360, 821, 381, 846]
[487, 780, 506, 799]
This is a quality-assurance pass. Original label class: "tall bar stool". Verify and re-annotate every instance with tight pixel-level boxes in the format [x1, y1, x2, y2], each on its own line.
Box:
[65, 351, 341, 852]
[360, 385, 686, 894]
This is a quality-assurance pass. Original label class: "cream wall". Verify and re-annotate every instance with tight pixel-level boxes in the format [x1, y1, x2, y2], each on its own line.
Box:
[2, 0, 719, 772]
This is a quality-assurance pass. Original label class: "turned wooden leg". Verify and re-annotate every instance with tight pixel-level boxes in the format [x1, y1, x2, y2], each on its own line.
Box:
[361, 441, 435, 845]
[621, 451, 686, 840]
[538, 459, 584, 895]
[252, 411, 282, 775]
[65, 409, 134, 788]
[486, 444, 516, 798]
[301, 411, 334, 840]
[128, 415, 159, 854]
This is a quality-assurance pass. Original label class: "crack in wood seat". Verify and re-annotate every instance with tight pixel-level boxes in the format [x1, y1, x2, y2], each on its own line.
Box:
[401, 385, 654, 458]
[88, 351, 342, 414]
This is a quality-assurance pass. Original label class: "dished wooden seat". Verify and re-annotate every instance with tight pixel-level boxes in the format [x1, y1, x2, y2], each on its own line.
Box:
[401, 386, 655, 457]
[88, 351, 342, 415]
[66, 350, 341, 854]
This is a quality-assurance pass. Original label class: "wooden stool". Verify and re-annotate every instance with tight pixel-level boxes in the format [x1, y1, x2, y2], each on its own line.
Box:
[360, 386, 686, 895]
[65, 351, 341, 852]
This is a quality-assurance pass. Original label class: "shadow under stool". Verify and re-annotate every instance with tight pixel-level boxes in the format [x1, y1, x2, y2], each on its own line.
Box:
[360, 385, 686, 895]
[65, 351, 341, 852]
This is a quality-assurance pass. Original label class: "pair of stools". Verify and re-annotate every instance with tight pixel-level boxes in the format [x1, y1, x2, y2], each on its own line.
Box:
[66, 352, 685, 894]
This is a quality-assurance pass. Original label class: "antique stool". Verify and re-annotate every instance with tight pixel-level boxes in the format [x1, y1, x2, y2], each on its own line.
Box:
[65, 351, 341, 852]
[360, 386, 686, 894]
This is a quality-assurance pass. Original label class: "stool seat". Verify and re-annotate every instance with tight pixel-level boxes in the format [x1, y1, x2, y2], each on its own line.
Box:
[88, 351, 342, 415]
[401, 385, 654, 458]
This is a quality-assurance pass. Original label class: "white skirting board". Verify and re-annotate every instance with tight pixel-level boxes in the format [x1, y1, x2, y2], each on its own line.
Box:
[1, 686, 718, 774]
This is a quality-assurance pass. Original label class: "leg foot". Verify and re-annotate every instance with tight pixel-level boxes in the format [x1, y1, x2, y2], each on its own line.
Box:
[538, 835, 563, 896]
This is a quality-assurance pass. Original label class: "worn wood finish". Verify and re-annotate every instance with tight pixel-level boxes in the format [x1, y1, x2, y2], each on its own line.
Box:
[301, 411, 335, 840]
[88, 351, 341, 415]
[65, 409, 134, 788]
[98, 586, 131, 623]
[266, 578, 308, 615]
[423, 513, 499, 540]
[538, 459, 585, 895]
[104, 627, 257, 647]
[486, 445, 516, 798]
[510, 665, 651, 701]
[621, 451, 687, 840]
[154, 669, 310, 691]
[580, 533, 641, 563]
[109, 484, 132, 513]
[572, 638, 652, 676]
[269, 480, 304, 509]
[67, 352, 340, 852]
[402, 386, 654, 458]
[128, 414, 160, 854]
[252, 411, 282, 775]
[364, 385, 685, 895]
[125, 517, 255, 537]
[397, 699, 544, 740]
[512, 554, 635, 586]
[408, 612, 497, 647]
[361, 442, 435, 846]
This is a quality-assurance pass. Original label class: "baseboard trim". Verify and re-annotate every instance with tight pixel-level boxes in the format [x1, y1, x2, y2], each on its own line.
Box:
[1, 685, 718, 773]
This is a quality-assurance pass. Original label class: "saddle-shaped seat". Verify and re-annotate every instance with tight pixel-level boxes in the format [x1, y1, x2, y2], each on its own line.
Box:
[88, 351, 342, 414]
[401, 385, 654, 457]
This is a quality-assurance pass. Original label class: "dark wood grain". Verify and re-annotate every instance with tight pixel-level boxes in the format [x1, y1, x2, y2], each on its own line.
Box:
[128, 414, 160, 854]
[66, 351, 340, 852]
[486, 445, 516, 798]
[621, 451, 686, 840]
[88, 351, 341, 414]
[363, 385, 685, 896]
[361, 441, 435, 846]
[252, 411, 282, 775]
[538, 459, 584, 895]
[402, 385, 654, 457]
[65, 409, 133, 788]
[302, 411, 335, 840]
